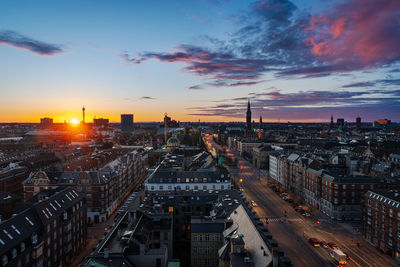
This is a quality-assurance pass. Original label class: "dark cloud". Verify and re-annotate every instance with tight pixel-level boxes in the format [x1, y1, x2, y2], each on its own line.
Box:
[342, 81, 376, 88]
[342, 79, 400, 88]
[188, 85, 204, 90]
[139, 96, 156, 100]
[124, 0, 400, 86]
[0, 30, 63, 56]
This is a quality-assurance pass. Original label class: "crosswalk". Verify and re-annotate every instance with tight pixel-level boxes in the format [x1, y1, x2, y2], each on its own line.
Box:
[263, 217, 303, 222]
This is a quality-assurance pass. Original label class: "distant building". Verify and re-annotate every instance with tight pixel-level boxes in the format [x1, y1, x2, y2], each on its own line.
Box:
[93, 118, 109, 128]
[374, 119, 391, 127]
[337, 118, 344, 128]
[246, 100, 252, 132]
[356, 117, 361, 130]
[40, 117, 53, 127]
[121, 114, 134, 132]
[0, 163, 29, 197]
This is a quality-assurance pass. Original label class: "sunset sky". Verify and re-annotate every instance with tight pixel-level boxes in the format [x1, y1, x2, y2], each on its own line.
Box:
[1, 0, 399, 123]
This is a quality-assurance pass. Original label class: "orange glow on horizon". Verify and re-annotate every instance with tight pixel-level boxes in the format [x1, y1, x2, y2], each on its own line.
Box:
[70, 118, 80, 125]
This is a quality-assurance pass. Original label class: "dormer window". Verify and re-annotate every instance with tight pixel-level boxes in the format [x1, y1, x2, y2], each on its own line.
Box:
[12, 248, 17, 259]
[2, 255, 8, 266]
[32, 234, 38, 244]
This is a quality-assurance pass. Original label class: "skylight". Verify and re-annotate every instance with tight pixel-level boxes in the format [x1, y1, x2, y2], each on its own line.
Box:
[25, 217, 34, 226]
[11, 225, 21, 235]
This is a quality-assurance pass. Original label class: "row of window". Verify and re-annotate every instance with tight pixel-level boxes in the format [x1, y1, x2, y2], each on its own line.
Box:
[149, 184, 228, 191]
[192, 233, 221, 242]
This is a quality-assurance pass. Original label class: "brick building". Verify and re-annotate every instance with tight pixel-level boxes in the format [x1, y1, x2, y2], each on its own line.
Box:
[0, 188, 86, 267]
[0, 163, 29, 197]
[364, 190, 400, 263]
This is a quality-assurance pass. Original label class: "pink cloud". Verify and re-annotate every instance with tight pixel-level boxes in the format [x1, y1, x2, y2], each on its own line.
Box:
[303, 0, 400, 68]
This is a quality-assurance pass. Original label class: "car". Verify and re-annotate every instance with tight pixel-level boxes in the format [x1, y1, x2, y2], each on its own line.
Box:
[309, 238, 320, 247]
[251, 201, 257, 207]
[320, 241, 329, 248]
[328, 243, 338, 249]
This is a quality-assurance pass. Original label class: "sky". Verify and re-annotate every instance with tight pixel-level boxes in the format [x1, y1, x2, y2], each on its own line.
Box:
[0, 0, 399, 123]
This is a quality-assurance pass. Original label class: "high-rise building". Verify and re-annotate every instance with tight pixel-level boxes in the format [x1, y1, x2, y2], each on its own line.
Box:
[246, 100, 252, 131]
[337, 118, 344, 128]
[121, 114, 134, 132]
[356, 117, 361, 130]
[40, 117, 53, 127]
[330, 114, 334, 129]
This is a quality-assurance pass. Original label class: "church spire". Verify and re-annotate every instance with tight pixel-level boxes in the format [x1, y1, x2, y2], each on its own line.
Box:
[246, 100, 252, 132]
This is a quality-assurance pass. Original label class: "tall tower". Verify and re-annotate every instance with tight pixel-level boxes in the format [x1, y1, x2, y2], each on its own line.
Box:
[82, 106, 85, 123]
[164, 113, 168, 144]
[258, 116, 263, 139]
[246, 100, 252, 132]
[356, 117, 361, 130]
[330, 114, 333, 129]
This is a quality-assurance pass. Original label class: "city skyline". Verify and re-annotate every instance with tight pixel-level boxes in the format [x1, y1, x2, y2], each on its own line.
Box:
[1, 0, 399, 123]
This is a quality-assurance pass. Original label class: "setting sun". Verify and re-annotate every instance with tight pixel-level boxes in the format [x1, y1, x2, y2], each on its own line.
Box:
[70, 118, 80, 125]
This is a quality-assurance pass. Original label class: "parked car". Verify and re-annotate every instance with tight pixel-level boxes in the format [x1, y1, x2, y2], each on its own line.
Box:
[320, 241, 329, 248]
[251, 200, 257, 207]
[309, 238, 320, 247]
[328, 243, 338, 249]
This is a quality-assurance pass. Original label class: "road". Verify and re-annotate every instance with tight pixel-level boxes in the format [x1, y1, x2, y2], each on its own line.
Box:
[204, 136, 397, 267]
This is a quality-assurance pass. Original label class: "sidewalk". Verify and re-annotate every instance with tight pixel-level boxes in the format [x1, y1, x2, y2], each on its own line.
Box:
[70, 211, 117, 266]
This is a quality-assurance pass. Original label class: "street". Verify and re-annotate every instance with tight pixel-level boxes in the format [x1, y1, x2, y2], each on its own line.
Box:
[205, 136, 397, 267]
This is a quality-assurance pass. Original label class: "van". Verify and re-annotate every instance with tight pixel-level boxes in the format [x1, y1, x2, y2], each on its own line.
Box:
[330, 249, 347, 265]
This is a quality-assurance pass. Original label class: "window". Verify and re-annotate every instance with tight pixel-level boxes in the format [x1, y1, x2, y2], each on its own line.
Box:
[206, 234, 209, 241]
[221, 185, 224, 190]
[342, 192, 346, 197]
[12, 248, 17, 259]
[193, 247, 197, 255]
[199, 234, 203, 241]
[2, 255, 8, 266]
[361, 185, 364, 190]
[382, 206, 386, 213]
[159, 186, 163, 190]
[352, 184, 355, 189]
[342, 184, 346, 189]
[47, 225, 50, 232]
[203, 185, 207, 190]
[193, 234, 198, 241]
[32, 233, 38, 244]
[21, 242, 25, 252]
